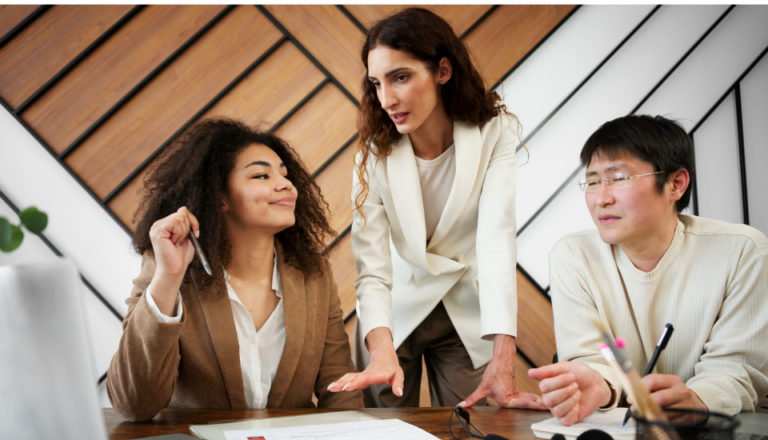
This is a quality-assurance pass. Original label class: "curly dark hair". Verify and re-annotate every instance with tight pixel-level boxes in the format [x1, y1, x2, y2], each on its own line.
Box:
[355, 7, 510, 218]
[132, 117, 335, 287]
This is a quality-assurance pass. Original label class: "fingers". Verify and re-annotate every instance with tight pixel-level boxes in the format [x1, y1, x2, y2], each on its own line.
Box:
[529, 362, 573, 381]
[558, 402, 582, 427]
[641, 374, 678, 393]
[542, 381, 579, 409]
[459, 386, 487, 408]
[327, 373, 357, 392]
[506, 392, 548, 411]
[182, 207, 201, 238]
[392, 367, 405, 397]
[539, 373, 576, 394]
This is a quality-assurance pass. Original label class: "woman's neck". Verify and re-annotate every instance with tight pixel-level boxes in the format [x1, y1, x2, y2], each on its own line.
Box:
[410, 101, 454, 160]
[225, 226, 275, 284]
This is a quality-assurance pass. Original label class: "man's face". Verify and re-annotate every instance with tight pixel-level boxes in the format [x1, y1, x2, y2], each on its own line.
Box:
[585, 152, 677, 247]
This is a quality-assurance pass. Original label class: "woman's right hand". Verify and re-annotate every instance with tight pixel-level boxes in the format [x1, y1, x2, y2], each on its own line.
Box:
[147, 207, 200, 314]
[326, 327, 405, 397]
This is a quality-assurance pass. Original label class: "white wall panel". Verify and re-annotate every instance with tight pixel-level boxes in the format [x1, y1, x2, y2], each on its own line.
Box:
[740, 56, 768, 236]
[0, 108, 141, 316]
[639, 6, 768, 131]
[496, 5, 654, 139]
[517, 169, 594, 288]
[693, 92, 744, 224]
[515, 5, 729, 231]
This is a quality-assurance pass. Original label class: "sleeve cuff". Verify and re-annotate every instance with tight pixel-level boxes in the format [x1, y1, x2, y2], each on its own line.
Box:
[687, 381, 741, 416]
[145, 287, 183, 323]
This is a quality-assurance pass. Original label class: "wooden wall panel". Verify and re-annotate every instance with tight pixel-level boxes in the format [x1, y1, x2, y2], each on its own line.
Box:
[315, 146, 355, 239]
[274, 83, 357, 174]
[201, 41, 326, 128]
[515, 354, 542, 396]
[465, 5, 576, 86]
[344, 5, 493, 37]
[0, 5, 133, 109]
[517, 271, 556, 368]
[326, 233, 357, 319]
[23, 5, 226, 152]
[0, 5, 40, 39]
[264, 5, 365, 101]
[65, 6, 283, 199]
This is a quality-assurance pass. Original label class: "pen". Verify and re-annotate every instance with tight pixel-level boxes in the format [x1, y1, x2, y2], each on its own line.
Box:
[188, 229, 212, 276]
[623, 323, 674, 425]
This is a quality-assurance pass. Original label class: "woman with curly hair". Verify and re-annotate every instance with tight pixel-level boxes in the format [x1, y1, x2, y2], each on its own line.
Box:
[107, 118, 362, 421]
[327, 8, 546, 410]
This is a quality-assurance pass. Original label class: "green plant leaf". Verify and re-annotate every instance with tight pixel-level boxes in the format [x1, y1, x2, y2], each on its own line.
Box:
[19, 206, 48, 234]
[0, 217, 10, 249]
[0, 224, 23, 253]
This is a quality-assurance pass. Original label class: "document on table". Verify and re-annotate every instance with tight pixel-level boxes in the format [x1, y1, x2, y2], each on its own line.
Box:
[223, 419, 440, 440]
[531, 408, 636, 440]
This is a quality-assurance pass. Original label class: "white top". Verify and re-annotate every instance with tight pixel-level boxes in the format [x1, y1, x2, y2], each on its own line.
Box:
[549, 215, 768, 415]
[415, 143, 456, 241]
[145, 252, 286, 409]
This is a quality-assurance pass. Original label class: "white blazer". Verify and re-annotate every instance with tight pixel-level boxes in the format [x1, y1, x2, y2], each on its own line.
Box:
[351, 113, 519, 368]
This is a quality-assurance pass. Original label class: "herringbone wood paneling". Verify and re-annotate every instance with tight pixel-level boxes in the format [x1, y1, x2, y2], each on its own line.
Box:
[0, 4, 573, 407]
[465, 5, 576, 86]
[0, 5, 40, 39]
[264, 5, 366, 101]
[65, 6, 283, 199]
[0, 6, 133, 109]
[344, 5, 493, 36]
[22, 5, 226, 151]
[274, 83, 358, 174]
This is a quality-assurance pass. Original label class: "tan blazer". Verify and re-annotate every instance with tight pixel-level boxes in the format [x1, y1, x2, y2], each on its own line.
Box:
[107, 243, 363, 421]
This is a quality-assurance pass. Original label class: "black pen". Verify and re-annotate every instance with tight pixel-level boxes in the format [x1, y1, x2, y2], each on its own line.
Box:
[623, 323, 674, 425]
[188, 229, 212, 276]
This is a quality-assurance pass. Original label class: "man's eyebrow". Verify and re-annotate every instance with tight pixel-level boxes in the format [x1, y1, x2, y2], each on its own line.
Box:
[368, 67, 410, 81]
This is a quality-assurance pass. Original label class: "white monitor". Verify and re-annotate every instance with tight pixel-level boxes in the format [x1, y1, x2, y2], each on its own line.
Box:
[0, 259, 107, 440]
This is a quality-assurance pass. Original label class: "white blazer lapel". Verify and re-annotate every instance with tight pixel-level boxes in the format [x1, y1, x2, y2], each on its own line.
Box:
[427, 120, 482, 249]
[387, 135, 428, 267]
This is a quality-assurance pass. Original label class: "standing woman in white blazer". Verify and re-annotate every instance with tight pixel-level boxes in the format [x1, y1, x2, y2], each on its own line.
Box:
[327, 8, 546, 410]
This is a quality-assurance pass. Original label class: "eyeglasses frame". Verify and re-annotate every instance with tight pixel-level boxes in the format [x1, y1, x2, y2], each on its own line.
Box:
[578, 170, 667, 192]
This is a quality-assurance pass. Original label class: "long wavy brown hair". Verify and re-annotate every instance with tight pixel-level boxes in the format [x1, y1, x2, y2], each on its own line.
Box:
[355, 7, 511, 219]
[132, 117, 335, 288]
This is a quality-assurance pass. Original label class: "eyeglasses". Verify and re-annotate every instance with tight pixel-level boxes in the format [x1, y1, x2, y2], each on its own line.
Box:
[449, 405, 507, 440]
[578, 171, 666, 192]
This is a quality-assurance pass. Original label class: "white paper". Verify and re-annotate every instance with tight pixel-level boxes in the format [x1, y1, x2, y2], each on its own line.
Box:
[224, 419, 440, 440]
[531, 408, 636, 440]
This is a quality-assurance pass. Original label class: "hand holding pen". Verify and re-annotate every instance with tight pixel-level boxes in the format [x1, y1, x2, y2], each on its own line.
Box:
[623, 323, 674, 425]
[147, 207, 210, 316]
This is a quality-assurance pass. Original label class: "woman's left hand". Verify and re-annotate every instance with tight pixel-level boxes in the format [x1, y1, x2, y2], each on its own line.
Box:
[459, 335, 548, 410]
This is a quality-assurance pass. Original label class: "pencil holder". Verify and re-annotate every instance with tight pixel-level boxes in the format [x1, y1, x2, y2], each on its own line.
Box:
[634, 409, 740, 440]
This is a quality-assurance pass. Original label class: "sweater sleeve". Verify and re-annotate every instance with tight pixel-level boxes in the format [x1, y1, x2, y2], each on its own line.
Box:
[313, 260, 364, 409]
[476, 114, 518, 339]
[686, 247, 768, 415]
[351, 152, 395, 342]
[106, 252, 185, 421]
[549, 239, 623, 410]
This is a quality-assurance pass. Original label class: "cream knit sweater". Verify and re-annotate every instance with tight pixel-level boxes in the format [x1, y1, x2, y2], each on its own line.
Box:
[550, 215, 768, 415]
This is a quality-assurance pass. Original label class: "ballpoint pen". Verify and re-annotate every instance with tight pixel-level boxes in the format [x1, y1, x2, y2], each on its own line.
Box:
[188, 229, 212, 276]
[623, 323, 674, 425]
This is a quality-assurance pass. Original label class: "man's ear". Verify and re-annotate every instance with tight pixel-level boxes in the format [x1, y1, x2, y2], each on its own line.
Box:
[668, 169, 690, 202]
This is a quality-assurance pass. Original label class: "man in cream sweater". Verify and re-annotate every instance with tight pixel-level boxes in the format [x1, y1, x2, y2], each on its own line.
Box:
[528, 115, 768, 426]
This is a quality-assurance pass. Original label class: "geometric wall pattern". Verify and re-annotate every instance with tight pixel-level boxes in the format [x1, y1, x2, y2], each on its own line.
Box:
[0, 4, 576, 404]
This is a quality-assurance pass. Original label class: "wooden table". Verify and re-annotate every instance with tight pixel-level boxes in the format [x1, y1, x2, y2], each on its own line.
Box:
[105, 407, 553, 440]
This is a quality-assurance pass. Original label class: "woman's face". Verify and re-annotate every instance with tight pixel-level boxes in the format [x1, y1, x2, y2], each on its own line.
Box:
[367, 46, 451, 134]
[222, 144, 298, 235]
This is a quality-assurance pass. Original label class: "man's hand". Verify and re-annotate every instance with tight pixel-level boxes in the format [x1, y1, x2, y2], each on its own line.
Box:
[528, 361, 613, 426]
[627, 374, 707, 412]
[327, 327, 405, 396]
[459, 335, 547, 410]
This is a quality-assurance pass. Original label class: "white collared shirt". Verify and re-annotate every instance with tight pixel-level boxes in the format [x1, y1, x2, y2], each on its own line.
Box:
[145, 251, 286, 409]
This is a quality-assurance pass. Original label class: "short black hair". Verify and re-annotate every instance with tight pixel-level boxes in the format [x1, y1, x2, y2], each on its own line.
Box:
[580, 114, 695, 213]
